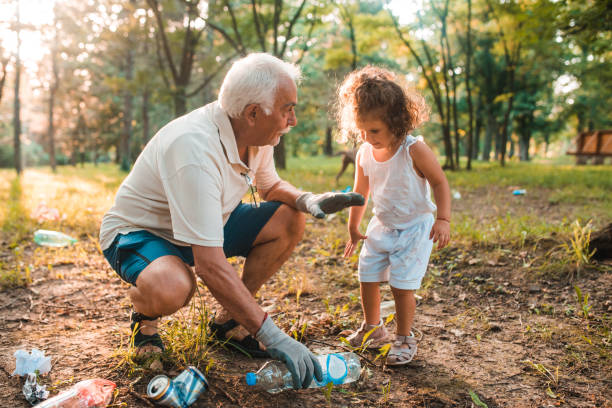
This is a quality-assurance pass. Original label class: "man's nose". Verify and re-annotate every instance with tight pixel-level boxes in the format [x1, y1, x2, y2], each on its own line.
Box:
[288, 111, 297, 127]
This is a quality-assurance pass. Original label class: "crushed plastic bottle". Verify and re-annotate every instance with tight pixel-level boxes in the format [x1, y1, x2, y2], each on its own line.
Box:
[512, 189, 526, 196]
[34, 230, 77, 247]
[246, 352, 361, 394]
[33, 379, 116, 408]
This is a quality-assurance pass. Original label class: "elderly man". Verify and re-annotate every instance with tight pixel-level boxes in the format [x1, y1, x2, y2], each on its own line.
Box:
[99, 53, 363, 389]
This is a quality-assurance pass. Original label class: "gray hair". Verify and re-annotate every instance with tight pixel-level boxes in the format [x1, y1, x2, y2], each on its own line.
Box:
[219, 53, 301, 118]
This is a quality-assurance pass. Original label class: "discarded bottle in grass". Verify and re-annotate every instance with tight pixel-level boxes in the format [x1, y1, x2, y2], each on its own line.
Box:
[512, 189, 526, 196]
[147, 366, 208, 407]
[33, 378, 116, 408]
[246, 352, 361, 394]
[34, 230, 77, 247]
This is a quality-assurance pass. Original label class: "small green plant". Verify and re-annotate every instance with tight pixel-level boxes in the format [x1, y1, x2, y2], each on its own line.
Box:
[162, 287, 213, 366]
[290, 319, 308, 342]
[469, 390, 488, 408]
[0, 247, 32, 289]
[380, 380, 391, 403]
[573, 285, 592, 320]
[563, 220, 595, 276]
[522, 359, 559, 396]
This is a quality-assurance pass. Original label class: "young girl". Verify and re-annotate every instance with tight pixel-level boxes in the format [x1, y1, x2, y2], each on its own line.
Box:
[338, 66, 451, 366]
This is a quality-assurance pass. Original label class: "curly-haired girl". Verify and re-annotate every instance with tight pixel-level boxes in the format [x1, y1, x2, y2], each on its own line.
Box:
[338, 66, 451, 366]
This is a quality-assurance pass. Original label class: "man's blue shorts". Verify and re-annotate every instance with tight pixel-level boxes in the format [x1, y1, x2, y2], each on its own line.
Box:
[102, 201, 282, 285]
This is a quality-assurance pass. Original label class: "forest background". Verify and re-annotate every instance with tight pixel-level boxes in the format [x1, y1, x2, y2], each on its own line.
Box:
[0, 0, 610, 173]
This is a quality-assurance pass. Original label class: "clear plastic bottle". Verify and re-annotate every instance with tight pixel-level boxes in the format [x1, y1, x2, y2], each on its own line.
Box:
[34, 230, 77, 247]
[33, 379, 116, 408]
[245, 352, 361, 394]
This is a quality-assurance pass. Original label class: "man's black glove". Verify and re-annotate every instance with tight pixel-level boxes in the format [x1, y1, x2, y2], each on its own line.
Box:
[296, 192, 365, 219]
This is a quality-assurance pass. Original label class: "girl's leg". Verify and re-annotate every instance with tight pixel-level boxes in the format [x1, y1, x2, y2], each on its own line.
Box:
[391, 287, 416, 336]
[361, 282, 381, 325]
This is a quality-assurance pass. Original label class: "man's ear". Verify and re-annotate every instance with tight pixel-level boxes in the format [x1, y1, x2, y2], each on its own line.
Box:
[244, 104, 258, 125]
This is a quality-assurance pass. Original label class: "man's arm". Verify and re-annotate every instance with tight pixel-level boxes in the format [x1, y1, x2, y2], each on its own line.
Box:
[192, 244, 323, 388]
[258, 179, 302, 207]
[192, 245, 265, 334]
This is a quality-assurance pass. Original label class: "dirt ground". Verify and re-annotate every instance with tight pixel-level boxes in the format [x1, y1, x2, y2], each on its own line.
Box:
[1, 186, 611, 407]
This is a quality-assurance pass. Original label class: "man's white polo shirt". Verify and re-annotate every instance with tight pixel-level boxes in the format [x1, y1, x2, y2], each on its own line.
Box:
[99, 101, 281, 250]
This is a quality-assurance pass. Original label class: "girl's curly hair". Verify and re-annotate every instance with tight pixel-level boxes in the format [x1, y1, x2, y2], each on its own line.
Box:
[336, 66, 429, 144]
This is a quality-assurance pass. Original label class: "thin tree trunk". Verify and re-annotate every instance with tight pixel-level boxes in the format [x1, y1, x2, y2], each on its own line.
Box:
[465, 0, 474, 170]
[324, 125, 333, 156]
[13, 1, 22, 175]
[120, 6, 135, 171]
[47, 23, 59, 173]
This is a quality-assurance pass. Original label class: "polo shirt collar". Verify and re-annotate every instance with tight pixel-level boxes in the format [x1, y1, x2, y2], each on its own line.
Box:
[212, 102, 258, 170]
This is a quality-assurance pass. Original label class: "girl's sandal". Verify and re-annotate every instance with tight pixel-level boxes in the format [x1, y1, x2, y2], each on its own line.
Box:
[386, 334, 417, 366]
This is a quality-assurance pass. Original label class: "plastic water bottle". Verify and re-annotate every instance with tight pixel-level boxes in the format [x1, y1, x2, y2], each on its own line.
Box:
[34, 230, 77, 247]
[245, 352, 361, 394]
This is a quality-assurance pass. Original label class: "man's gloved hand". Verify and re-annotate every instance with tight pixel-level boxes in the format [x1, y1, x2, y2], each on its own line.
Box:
[256, 316, 323, 389]
[296, 192, 365, 219]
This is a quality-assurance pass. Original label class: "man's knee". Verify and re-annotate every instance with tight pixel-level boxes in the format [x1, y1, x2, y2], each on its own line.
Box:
[132, 256, 195, 316]
[276, 204, 305, 241]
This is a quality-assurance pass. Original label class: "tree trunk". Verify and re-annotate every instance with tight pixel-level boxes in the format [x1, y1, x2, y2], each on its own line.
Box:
[142, 87, 150, 144]
[465, 0, 473, 170]
[120, 34, 134, 171]
[324, 125, 333, 156]
[274, 138, 286, 169]
[590, 223, 612, 261]
[13, 1, 22, 175]
[482, 110, 495, 161]
[48, 34, 59, 173]
[173, 89, 187, 117]
[473, 99, 482, 160]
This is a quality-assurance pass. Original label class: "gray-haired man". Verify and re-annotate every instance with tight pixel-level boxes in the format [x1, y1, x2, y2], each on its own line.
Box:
[100, 53, 363, 388]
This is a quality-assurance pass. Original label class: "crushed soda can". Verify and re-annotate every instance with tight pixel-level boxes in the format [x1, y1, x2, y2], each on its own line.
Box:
[23, 373, 49, 405]
[147, 366, 208, 407]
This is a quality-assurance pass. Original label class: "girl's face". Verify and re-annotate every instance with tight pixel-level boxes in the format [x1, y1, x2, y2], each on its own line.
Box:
[355, 115, 395, 150]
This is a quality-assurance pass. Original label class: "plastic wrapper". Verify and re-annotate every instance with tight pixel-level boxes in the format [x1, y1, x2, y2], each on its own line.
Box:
[13, 348, 52, 376]
[23, 373, 50, 405]
[33, 379, 116, 408]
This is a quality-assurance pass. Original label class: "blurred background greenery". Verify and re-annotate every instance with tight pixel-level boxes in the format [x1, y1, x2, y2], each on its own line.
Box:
[0, 0, 610, 173]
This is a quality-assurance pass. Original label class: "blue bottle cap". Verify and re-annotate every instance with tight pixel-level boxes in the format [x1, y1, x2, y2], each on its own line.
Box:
[245, 372, 257, 386]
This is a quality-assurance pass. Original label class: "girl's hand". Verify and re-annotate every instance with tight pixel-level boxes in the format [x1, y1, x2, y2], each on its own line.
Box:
[429, 219, 450, 249]
[344, 229, 367, 257]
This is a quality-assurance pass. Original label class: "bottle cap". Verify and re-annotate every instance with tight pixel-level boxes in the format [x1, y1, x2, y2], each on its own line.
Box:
[245, 372, 257, 386]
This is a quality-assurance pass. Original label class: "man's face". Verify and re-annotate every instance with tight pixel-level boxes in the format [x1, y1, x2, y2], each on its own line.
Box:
[255, 77, 298, 146]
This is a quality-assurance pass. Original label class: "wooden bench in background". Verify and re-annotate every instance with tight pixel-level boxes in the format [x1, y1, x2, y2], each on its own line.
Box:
[567, 130, 612, 164]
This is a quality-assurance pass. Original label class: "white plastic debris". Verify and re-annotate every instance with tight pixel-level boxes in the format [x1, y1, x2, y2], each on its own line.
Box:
[13, 348, 52, 376]
[23, 373, 49, 405]
[13, 349, 52, 405]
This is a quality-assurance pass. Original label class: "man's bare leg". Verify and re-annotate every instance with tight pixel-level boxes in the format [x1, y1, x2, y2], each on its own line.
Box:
[129, 255, 196, 353]
[214, 204, 305, 337]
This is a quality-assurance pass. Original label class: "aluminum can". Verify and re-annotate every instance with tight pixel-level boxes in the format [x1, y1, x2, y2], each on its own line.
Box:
[173, 366, 209, 405]
[147, 375, 185, 408]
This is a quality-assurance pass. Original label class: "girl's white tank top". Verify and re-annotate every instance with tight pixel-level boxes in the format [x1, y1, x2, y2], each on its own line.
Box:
[358, 135, 437, 229]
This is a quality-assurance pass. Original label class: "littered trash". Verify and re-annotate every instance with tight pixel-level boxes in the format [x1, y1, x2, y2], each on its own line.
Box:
[452, 190, 461, 199]
[341, 186, 352, 193]
[33, 203, 60, 222]
[13, 348, 52, 376]
[13, 349, 52, 406]
[33, 378, 116, 408]
[23, 373, 49, 405]
[512, 189, 526, 196]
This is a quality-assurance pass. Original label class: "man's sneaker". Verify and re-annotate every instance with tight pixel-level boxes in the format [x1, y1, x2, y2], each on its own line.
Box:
[346, 319, 392, 349]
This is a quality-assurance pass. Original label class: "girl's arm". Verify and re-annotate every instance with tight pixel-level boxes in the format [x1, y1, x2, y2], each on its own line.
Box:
[410, 141, 451, 249]
[344, 150, 370, 257]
